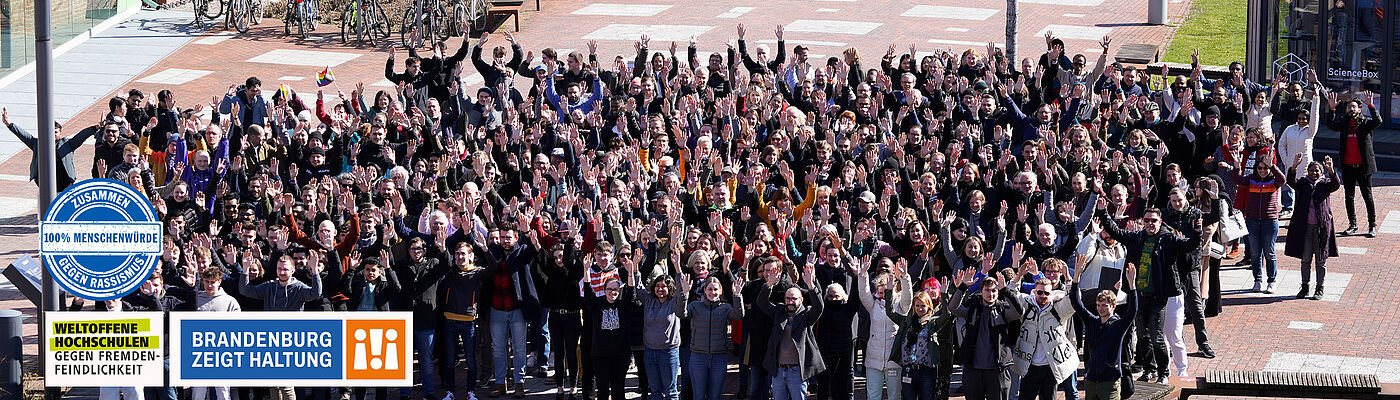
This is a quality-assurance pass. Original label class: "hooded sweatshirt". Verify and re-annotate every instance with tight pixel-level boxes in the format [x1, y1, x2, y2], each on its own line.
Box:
[195, 288, 243, 312]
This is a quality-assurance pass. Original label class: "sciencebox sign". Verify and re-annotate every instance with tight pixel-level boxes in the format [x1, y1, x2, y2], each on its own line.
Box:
[170, 312, 413, 387]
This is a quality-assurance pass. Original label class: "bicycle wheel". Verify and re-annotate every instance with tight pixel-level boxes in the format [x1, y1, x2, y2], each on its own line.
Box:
[399, 7, 416, 47]
[430, 2, 450, 41]
[371, 1, 391, 38]
[234, 0, 250, 33]
[250, 0, 264, 25]
[450, 3, 466, 37]
[360, 6, 376, 46]
[470, 0, 487, 31]
[340, 3, 353, 43]
[306, 0, 318, 30]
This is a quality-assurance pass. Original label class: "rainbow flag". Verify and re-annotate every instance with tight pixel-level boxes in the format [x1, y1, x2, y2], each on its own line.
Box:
[316, 66, 334, 87]
[277, 83, 292, 100]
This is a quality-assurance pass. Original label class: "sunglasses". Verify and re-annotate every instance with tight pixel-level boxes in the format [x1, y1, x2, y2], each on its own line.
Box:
[1035, 290, 1051, 295]
[1143, 218, 1161, 223]
[105, 129, 120, 134]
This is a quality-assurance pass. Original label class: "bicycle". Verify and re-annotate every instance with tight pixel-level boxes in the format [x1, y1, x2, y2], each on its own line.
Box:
[193, 0, 224, 25]
[341, 0, 389, 45]
[400, 0, 448, 46]
[447, 0, 487, 36]
[284, 0, 317, 38]
[224, 0, 263, 33]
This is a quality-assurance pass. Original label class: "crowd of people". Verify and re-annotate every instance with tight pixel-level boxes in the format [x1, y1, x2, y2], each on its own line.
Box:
[11, 20, 1385, 400]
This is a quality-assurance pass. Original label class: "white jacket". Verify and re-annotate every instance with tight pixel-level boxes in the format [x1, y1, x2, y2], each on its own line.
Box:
[1278, 96, 1321, 179]
[857, 272, 911, 371]
[1075, 232, 1128, 304]
[1008, 290, 1078, 383]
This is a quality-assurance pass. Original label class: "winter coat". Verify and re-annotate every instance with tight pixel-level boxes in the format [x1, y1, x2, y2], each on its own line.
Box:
[757, 282, 826, 380]
[681, 293, 745, 354]
[1284, 168, 1340, 259]
[1007, 290, 1079, 383]
[1277, 97, 1321, 179]
[857, 271, 911, 370]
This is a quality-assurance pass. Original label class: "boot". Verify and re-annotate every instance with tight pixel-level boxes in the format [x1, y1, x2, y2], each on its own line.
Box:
[1296, 284, 1310, 299]
[1311, 285, 1325, 300]
[490, 384, 507, 398]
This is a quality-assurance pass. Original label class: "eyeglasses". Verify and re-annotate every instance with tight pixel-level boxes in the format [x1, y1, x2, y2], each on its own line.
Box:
[1143, 218, 1161, 223]
[104, 129, 120, 134]
[410, 246, 425, 251]
[605, 288, 621, 293]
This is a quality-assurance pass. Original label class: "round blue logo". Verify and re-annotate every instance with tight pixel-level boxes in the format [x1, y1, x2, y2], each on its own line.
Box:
[39, 179, 163, 301]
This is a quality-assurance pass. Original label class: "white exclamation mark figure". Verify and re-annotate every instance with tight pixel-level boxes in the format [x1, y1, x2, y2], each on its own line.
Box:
[384, 329, 399, 370]
[370, 328, 384, 370]
[353, 329, 369, 370]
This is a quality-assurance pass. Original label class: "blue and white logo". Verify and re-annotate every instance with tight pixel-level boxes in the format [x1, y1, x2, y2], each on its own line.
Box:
[39, 179, 163, 301]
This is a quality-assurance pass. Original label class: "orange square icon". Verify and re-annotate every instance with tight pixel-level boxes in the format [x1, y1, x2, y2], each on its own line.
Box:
[345, 319, 408, 380]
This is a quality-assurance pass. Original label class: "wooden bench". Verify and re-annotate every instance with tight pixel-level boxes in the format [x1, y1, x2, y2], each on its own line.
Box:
[1147, 61, 1232, 80]
[1114, 43, 1160, 65]
[488, 0, 524, 32]
[1171, 370, 1400, 400]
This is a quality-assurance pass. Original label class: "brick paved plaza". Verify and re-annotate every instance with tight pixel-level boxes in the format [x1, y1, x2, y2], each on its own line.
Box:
[2, 0, 1400, 398]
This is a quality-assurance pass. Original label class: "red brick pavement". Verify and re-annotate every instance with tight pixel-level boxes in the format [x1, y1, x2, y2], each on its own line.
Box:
[9, 0, 1400, 397]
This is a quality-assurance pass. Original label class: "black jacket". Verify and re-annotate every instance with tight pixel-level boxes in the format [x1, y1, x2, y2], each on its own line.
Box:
[1100, 213, 1202, 299]
[342, 267, 402, 311]
[757, 281, 826, 380]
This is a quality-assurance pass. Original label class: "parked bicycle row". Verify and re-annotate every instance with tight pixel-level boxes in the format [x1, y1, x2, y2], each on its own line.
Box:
[192, 0, 490, 46]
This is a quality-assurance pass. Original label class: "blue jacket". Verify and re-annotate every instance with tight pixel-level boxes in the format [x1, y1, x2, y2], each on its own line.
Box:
[1070, 285, 1136, 382]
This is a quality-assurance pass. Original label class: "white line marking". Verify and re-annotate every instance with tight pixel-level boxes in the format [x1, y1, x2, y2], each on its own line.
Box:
[1021, 0, 1105, 6]
[815, 8, 839, 12]
[582, 24, 716, 41]
[1063, 13, 1085, 17]
[927, 39, 1004, 48]
[193, 32, 237, 45]
[571, 4, 671, 17]
[135, 68, 214, 85]
[246, 49, 362, 67]
[901, 5, 999, 21]
[279, 76, 306, 81]
[1380, 210, 1400, 234]
[716, 6, 755, 18]
[945, 28, 970, 32]
[1287, 321, 1324, 330]
[1034, 25, 1114, 41]
[753, 39, 847, 47]
[783, 19, 882, 35]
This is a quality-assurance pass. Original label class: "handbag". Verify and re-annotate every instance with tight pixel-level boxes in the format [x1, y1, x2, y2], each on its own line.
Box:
[1219, 209, 1249, 242]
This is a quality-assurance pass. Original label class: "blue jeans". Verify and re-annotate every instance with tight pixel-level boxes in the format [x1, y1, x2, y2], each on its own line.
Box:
[771, 366, 807, 400]
[443, 319, 477, 393]
[689, 352, 727, 400]
[645, 348, 680, 400]
[492, 308, 528, 384]
[401, 329, 437, 398]
[1059, 370, 1079, 400]
[529, 307, 550, 369]
[901, 366, 937, 400]
[1279, 184, 1295, 212]
[748, 364, 771, 400]
[1245, 218, 1279, 284]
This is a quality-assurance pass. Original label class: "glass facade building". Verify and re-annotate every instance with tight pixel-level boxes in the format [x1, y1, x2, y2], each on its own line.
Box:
[1271, 0, 1399, 126]
[0, 0, 135, 77]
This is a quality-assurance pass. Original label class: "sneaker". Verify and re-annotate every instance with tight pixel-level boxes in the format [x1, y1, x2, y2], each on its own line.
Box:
[1366, 224, 1378, 238]
[1156, 374, 1170, 385]
[1280, 210, 1293, 220]
[1343, 224, 1359, 235]
[1137, 371, 1155, 382]
[1251, 281, 1262, 293]
[1225, 244, 1242, 259]
[1311, 286, 1325, 300]
[1264, 282, 1276, 294]
[1296, 285, 1310, 299]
